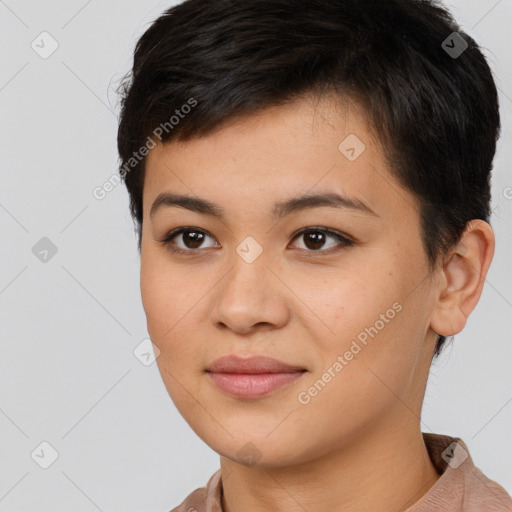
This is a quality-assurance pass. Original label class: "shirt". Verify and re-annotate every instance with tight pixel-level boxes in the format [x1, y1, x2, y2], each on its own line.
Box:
[169, 432, 512, 511]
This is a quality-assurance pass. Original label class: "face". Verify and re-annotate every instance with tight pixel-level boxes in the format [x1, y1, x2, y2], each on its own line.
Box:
[140, 94, 441, 468]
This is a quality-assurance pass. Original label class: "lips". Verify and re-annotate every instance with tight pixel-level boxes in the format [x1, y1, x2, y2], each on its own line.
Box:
[205, 355, 307, 398]
[205, 355, 306, 374]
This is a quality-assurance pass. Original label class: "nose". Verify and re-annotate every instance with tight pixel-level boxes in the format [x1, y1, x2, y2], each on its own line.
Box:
[209, 251, 291, 335]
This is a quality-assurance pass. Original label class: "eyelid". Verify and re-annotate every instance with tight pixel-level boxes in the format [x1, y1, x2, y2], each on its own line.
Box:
[157, 226, 219, 254]
[289, 227, 354, 253]
[291, 226, 354, 243]
[158, 226, 354, 255]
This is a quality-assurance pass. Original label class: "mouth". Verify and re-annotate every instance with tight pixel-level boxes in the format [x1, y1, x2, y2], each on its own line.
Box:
[205, 354, 307, 399]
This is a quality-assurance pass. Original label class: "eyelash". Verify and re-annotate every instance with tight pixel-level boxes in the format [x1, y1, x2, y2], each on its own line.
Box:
[157, 226, 355, 256]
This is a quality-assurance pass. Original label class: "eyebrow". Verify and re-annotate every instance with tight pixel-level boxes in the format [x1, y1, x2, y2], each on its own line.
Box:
[150, 191, 379, 220]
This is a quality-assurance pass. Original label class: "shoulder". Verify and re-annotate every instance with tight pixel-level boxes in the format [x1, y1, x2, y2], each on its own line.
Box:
[464, 464, 512, 511]
[421, 433, 512, 511]
[169, 470, 223, 512]
[445, 435, 512, 510]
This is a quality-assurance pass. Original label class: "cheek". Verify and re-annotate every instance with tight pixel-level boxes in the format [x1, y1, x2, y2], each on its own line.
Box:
[140, 253, 211, 389]
[310, 262, 424, 378]
[140, 263, 170, 340]
[140, 259, 202, 399]
[306, 270, 399, 345]
[140, 252, 198, 338]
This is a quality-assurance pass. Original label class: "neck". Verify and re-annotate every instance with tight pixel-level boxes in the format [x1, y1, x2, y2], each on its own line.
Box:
[219, 419, 440, 512]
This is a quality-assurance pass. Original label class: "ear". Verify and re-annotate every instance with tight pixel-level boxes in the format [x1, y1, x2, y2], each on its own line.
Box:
[430, 220, 495, 337]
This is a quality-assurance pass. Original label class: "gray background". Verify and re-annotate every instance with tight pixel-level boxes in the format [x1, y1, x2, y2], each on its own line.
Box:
[0, 1, 511, 510]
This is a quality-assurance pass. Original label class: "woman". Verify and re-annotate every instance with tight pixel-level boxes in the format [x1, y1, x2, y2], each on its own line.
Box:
[116, 0, 512, 510]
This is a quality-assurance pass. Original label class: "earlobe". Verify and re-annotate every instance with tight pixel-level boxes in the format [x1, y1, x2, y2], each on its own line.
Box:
[430, 220, 495, 338]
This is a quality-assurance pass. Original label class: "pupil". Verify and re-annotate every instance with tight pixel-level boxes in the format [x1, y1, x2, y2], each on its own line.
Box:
[306, 232, 324, 250]
[185, 231, 204, 248]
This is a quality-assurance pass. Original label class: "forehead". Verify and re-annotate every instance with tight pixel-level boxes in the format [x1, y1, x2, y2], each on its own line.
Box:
[143, 94, 419, 223]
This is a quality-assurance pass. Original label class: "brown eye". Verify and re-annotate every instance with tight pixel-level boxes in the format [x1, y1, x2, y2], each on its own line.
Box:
[181, 230, 206, 249]
[291, 228, 354, 253]
[158, 228, 218, 253]
[303, 231, 327, 250]
[158, 226, 354, 256]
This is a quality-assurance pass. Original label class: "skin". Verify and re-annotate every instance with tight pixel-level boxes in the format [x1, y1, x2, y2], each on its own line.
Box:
[140, 93, 494, 512]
